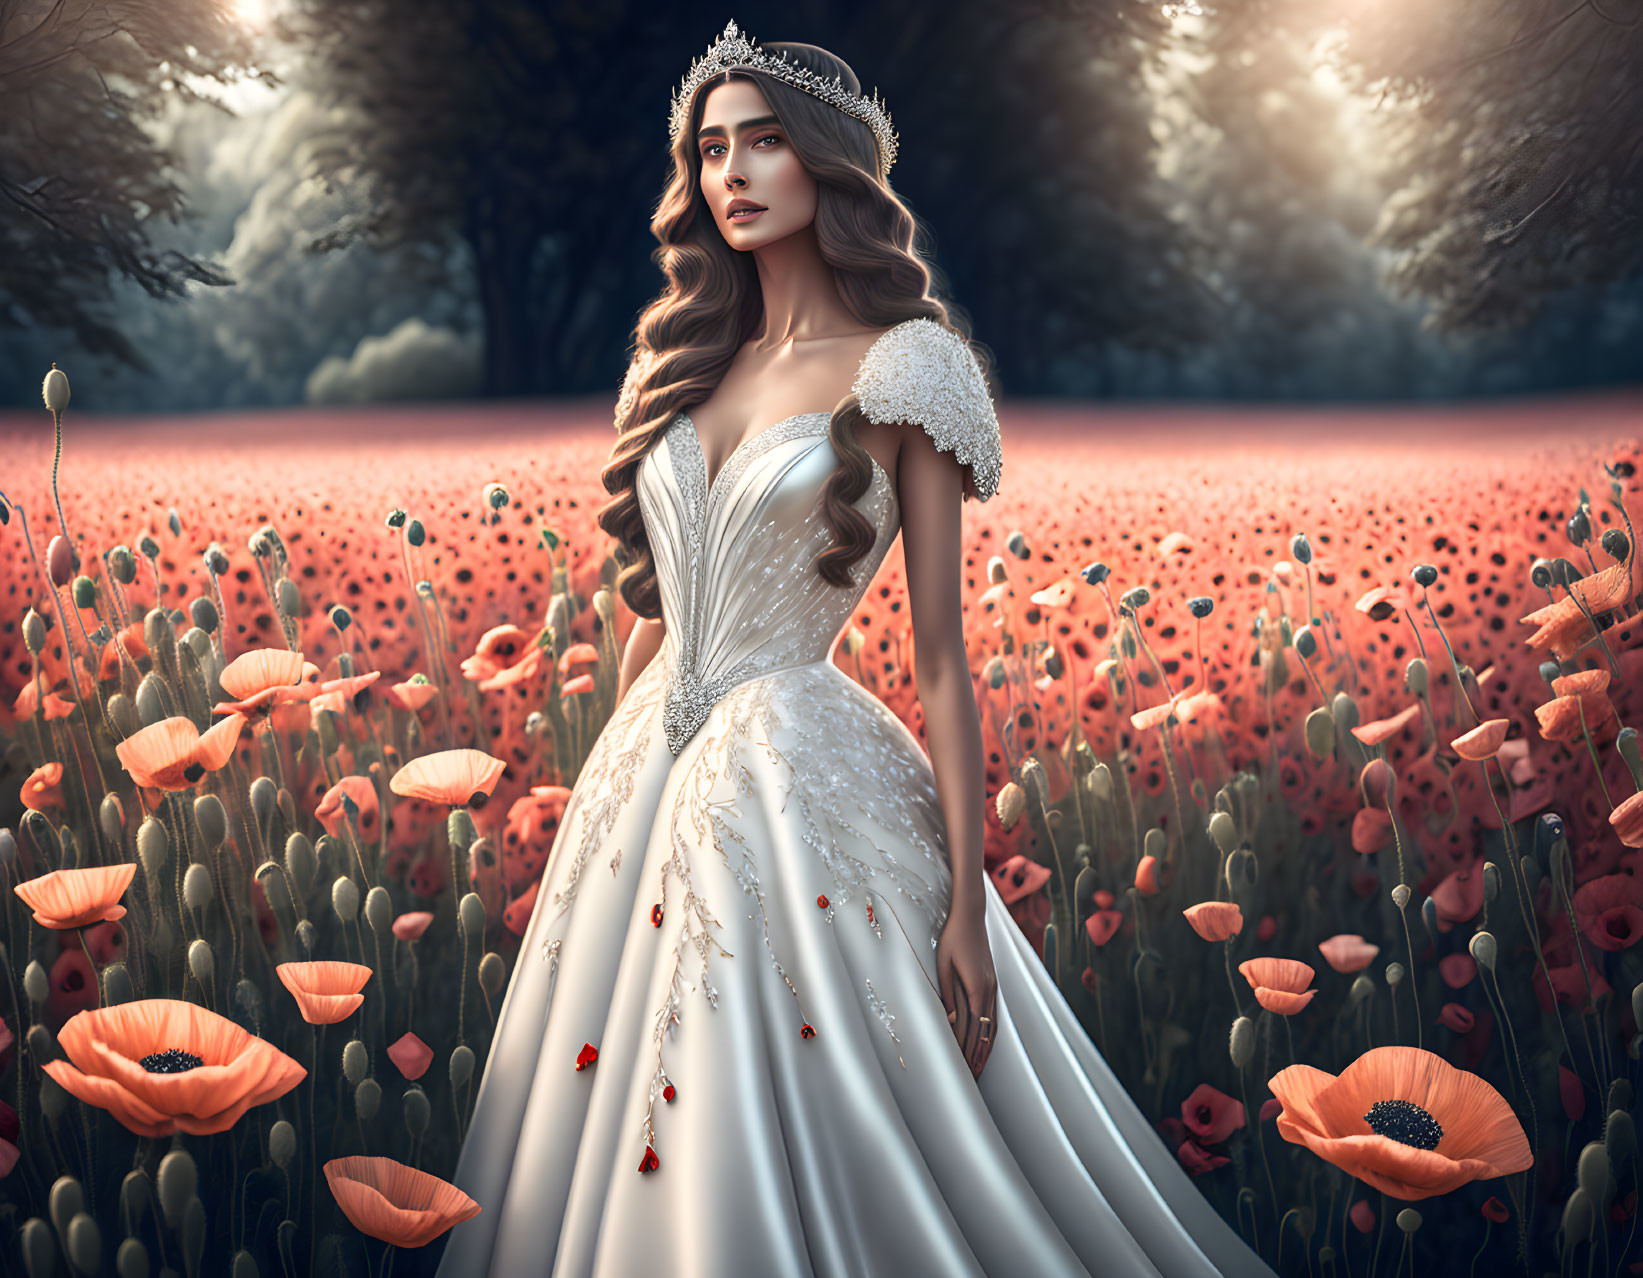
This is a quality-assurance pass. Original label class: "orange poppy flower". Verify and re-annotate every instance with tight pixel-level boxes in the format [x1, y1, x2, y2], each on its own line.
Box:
[1131, 690, 1186, 733]
[277, 961, 373, 1025]
[386, 678, 439, 712]
[990, 855, 1051, 906]
[387, 1032, 432, 1080]
[1533, 670, 1617, 744]
[13, 680, 76, 721]
[1355, 585, 1413, 623]
[316, 775, 381, 845]
[1452, 718, 1510, 762]
[1317, 935, 1380, 974]
[15, 864, 138, 929]
[1267, 1045, 1533, 1200]
[213, 647, 312, 715]
[1519, 559, 1633, 660]
[1174, 689, 1224, 730]
[1134, 854, 1161, 895]
[461, 625, 534, 683]
[1611, 791, 1643, 849]
[1239, 957, 1318, 1014]
[317, 670, 381, 707]
[97, 623, 148, 683]
[557, 643, 600, 679]
[389, 748, 506, 809]
[1027, 576, 1080, 609]
[324, 1155, 481, 1248]
[560, 672, 594, 696]
[1183, 901, 1243, 942]
[1351, 704, 1422, 747]
[43, 998, 305, 1137]
[391, 912, 435, 942]
[21, 762, 65, 813]
[115, 714, 246, 790]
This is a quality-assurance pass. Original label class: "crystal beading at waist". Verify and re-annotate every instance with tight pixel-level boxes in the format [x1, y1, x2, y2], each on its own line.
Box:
[660, 655, 836, 756]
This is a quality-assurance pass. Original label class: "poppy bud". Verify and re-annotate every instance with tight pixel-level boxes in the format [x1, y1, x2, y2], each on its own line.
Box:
[355, 1078, 381, 1122]
[187, 939, 214, 986]
[295, 919, 315, 956]
[1394, 1209, 1421, 1234]
[342, 1040, 369, 1086]
[1391, 884, 1410, 909]
[1208, 811, 1236, 856]
[592, 587, 615, 625]
[329, 604, 352, 631]
[1006, 530, 1029, 560]
[1020, 757, 1047, 807]
[365, 886, 390, 936]
[1088, 763, 1112, 802]
[1348, 974, 1374, 1007]
[286, 833, 316, 894]
[137, 534, 159, 561]
[99, 793, 125, 848]
[1617, 728, 1643, 790]
[47, 535, 75, 587]
[167, 509, 181, 537]
[102, 963, 133, 1006]
[332, 876, 360, 923]
[996, 783, 1026, 831]
[71, 575, 96, 609]
[1042, 646, 1064, 680]
[1470, 930, 1497, 973]
[406, 519, 426, 547]
[1303, 707, 1334, 760]
[203, 543, 229, 576]
[386, 508, 407, 529]
[1562, 1188, 1596, 1243]
[485, 481, 510, 510]
[23, 608, 46, 654]
[403, 1085, 431, 1139]
[1385, 962, 1404, 987]
[1607, 1111, 1637, 1169]
[448, 808, 477, 851]
[1411, 564, 1438, 588]
[1401, 657, 1428, 699]
[479, 952, 504, 997]
[315, 834, 341, 874]
[1229, 1016, 1255, 1068]
[1567, 508, 1591, 547]
[1610, 1079, 1633, 1114]
[23, 960, 48, 1004]
[275, 577, 299, 618]
[1483, 862, 1500, 903]
[1294, 625, 1317, 660]
[1421, 896, 1439, 941]
[1602, 529, 1629, 561]
[189, 596, 218, 634]
[524, 711, 545, 737]
[137, 818, 169, 876]
[1289, 533, 1312, 565]
[157, 1149, 196, 1228]
[270, 1120, 297, 1169]
[183, 864, 213, 912]
[986, 655, 1006, 689]
[449, 1044, 475, 1089]
[459, 891, 485, 936]
[42, 364, 70, 412]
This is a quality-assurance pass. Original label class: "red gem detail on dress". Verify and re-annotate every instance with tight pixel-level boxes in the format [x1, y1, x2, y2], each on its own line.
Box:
[816, 893, 829, 908]
[800, 1023, 816, 1039]
[663, 1083, 676, 1102]
[575, 1042, 598, 1070]
[651, 903, 663, 927]
[639, 1145, 660, 1173]
[865, 904, 875, 924]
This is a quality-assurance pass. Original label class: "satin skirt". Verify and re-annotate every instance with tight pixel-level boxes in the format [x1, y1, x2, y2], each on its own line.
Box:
[428, 655, 1278, 1277]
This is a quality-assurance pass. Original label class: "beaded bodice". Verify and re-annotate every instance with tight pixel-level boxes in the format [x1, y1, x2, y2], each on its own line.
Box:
[639, 410, 899, 754]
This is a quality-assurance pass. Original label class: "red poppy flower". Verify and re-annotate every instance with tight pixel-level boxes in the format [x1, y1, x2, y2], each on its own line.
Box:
[277, 961, 372, 1025]
[1239, 957, 1317, 1015]
[1355, 584, 1414, 622]
[1519, 560, 1633, 660]
[1130, 690, 1186, 733]
[557, 643, 599, 679]
[1134, 855, 1161, 895]
[1612, 791, 1643, 849]
[324, 1156, 481, 1247]
[1318, 935, 1379, 974]
[1572, 873, 1643, 950]
[1352, 704, 1422, 747]
[1349, 1200, 1376, 1233]
[1183, 901, 1243, 942]
[389, 749, 506, 808]
[392, 912, 435, 942]
[1438, 1003, 1475, 1033]
[1084, 910, 1122, 947]
[1481, 1197, 1509, 1224]
[1438, 954, 1476, 988]
[214, 648, 312, 716]
[1176, 1140, 1228, 1176]
[115, 714, 246, 790]
[14, 680, 76, 721]
[21, 762, 65, 814]
[15, 864, 137, 929]
[316, 776, 381, 846]
[1268, 1045, 1533, 1200]
[44, 999, 305, 1137]
[559, 672, 594, 696]
[386, 678, 439, 712]
[1534, 684, 1618, 745]
[990, 855, 1051, 906]
[1429, 858, 1484, 927]
[1452, 719, 1510, 762]
[387, 1032, 433, 1081]
[47, 948, 99, 1027]
[1351, 807, 1392, 854]
[1181, 1082, 1245, 1145]
[97, 623, 148, 683]
[318, 670, 381, 704]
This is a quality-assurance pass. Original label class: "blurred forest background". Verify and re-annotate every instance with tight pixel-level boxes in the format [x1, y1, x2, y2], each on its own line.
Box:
[1, 0, 1640, 412]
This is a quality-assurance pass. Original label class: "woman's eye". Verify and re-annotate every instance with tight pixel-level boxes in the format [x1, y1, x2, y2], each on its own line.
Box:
[703, 135, 780, 158]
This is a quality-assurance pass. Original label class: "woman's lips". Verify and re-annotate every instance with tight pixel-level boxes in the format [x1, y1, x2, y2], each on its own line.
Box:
[728, 207, 766, 222]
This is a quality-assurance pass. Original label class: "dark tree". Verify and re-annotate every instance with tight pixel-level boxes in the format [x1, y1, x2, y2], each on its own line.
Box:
[0, 0, 267, 369]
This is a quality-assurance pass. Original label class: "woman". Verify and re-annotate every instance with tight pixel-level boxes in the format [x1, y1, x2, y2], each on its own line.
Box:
[434, 21, 1278, 1278]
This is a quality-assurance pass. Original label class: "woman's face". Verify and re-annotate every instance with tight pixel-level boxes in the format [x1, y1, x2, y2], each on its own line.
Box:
[695, 79, 817, 249]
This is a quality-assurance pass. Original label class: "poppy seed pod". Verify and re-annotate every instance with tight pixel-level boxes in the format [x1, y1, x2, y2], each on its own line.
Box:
[1617, 728, 1643, 789]
[459, 892, 485, 937]
[1385, 962, 1404, 987]
[72, 575, 96, 609]
[285, 832, 316, 893]
[1229, 1016, 1255, 1068]
[996, 782, 1026, 831]
[402, 1084, 432, 1140]
[24, 960, 49, 1004]
[137, 817, 169, 876]
[365, 886, 391, 936]
[187, 939, 214, 985]
[1602, 528, 1629, 561]
[103, 962, 134, 1005]
[1020, 757, 1047, 806]
[42, 364, 70, 412]
[1606, 1111, 1636, 1169]
[193, 794, 227, 850]
[1290, 533, 1312, 565]
[99, 793, 125, 848]
[183, 864, 213, 912]
[1005, 530, 1029, 560]
[1303, 707, 1334, 760]
[137, 535, 159, 561]
[108, 544, 136, 584]
[485, 481, 510, 511]
[355, 1077, 382, 1122]
[1294, 626, 1318, 660]
[1391, 884, 1410, 909]
[342, 1039, 369, 1087]
[386, 507, 407, 530]
[1470, 930, 1497, 973]
[329, 604, 352, 631]
[1394, 1209, 1421, 1234]
[449, 1044, 475, 1089]
[249, 776, 277, 828]
[332, 876, 360, 923]
[479, 952, 505, 997]
[1411, 563, 1438, 588]
[1187, 595, 1214, 619]
[406, 519, 426, 547]
[1483, 862, 1500, 903]
[1207, 810, 1236, 856]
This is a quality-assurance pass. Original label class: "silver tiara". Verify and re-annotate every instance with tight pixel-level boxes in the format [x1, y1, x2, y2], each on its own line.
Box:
[670, 20, 899, 177]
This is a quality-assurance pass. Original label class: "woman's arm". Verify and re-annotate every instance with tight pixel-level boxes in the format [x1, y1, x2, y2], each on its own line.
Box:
[616, 616, 666, 707]
[895, 421, 997, 1077]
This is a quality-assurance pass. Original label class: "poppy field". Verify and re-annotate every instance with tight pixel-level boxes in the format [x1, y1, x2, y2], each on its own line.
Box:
[1, 374, 1642, 1277]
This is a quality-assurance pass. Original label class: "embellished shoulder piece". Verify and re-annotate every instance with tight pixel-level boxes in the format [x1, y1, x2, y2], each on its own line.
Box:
[851, 317, 1002, 502]
[614, 345, 659, 432]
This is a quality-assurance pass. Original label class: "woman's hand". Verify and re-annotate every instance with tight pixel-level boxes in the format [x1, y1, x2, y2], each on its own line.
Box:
[936, 897, 997, 1078]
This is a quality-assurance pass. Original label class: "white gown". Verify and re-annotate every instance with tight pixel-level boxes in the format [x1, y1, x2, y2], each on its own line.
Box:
[432, 319, 1278, 1277]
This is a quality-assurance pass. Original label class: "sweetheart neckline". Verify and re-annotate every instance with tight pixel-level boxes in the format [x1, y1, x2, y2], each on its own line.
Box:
[675, 410, 893, 510]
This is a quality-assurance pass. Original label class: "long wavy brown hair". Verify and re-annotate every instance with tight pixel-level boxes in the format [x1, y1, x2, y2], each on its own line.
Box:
[597, 41, 996, 624]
